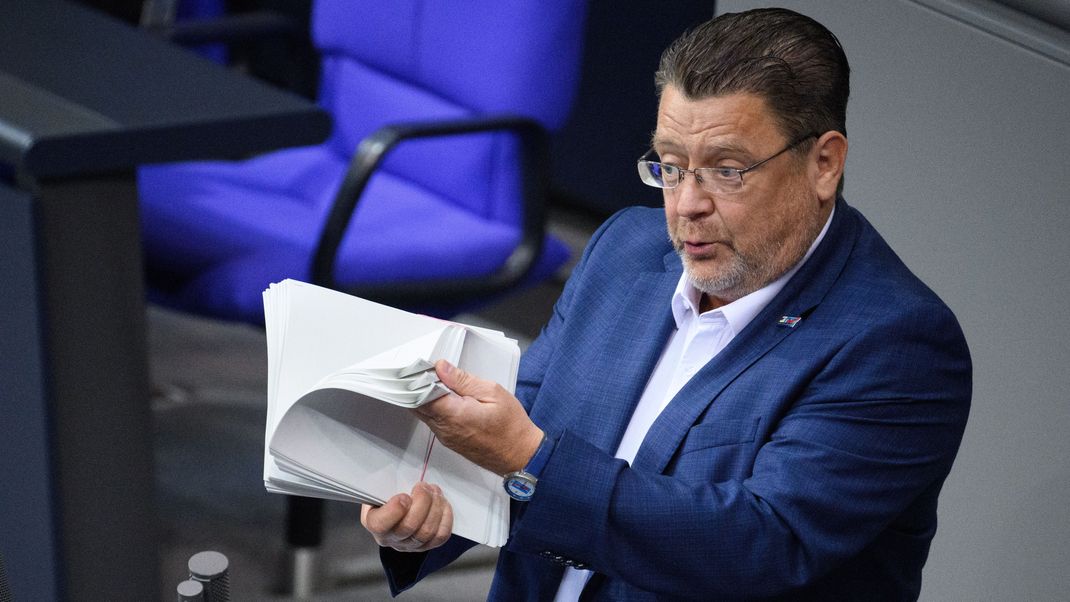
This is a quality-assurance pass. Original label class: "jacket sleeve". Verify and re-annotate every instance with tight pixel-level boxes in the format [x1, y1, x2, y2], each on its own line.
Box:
[515, 208, 632, 411]
[379, 536, 477, 596]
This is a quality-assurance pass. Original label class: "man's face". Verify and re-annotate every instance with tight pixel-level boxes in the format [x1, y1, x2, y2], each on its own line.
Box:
[655, 87, 831, 307]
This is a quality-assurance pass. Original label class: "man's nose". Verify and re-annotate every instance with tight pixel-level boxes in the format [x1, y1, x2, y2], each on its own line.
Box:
[672, 173, 716, 218]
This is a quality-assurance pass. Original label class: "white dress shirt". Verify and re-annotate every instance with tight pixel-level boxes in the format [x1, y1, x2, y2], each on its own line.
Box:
[553, 207, 833, 601]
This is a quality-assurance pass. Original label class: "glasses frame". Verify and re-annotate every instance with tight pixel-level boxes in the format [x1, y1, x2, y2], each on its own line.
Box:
[638, 132, 819, 195]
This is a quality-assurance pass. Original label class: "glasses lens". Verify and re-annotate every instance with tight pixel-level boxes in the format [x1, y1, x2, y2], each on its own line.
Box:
[638, 161, 675, 188]
[699, 167, 743, 194]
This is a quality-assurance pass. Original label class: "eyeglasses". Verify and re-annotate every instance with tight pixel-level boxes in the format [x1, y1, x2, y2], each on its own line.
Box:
[637, 133, 817, 195]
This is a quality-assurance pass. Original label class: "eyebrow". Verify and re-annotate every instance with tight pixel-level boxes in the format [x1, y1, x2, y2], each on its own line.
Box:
[649, 134, 755, 162]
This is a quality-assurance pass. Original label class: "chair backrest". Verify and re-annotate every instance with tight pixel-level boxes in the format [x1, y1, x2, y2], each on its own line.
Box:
[312, 0, 586, 225]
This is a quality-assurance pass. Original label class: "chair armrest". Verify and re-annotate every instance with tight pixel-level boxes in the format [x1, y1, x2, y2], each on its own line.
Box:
[147, 10, 302, 46]
[311, 116, 551, 306]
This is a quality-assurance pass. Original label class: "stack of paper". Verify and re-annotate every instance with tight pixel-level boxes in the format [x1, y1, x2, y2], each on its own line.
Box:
[262, 280, 518, 547]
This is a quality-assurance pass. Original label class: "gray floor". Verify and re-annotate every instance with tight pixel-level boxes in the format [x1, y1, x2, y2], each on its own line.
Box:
[151, 209, 602, 601]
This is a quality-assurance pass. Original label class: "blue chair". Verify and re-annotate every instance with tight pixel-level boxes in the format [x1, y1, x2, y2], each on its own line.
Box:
[138, 0, 587, 593]
[139, 0, 586, 323]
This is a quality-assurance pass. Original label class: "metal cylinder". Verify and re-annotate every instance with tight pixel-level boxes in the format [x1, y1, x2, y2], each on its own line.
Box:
[176, 579, 205, 602]
[188, 551, 229, 602]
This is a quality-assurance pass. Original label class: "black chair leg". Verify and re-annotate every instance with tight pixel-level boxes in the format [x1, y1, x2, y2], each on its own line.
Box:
[285, 496, 324, 597]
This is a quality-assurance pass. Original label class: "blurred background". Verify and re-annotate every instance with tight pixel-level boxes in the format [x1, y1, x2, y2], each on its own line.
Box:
[1, 0, 1067, 599]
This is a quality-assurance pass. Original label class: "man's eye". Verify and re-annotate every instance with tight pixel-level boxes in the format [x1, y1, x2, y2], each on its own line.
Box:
[712, 167, 738, 179]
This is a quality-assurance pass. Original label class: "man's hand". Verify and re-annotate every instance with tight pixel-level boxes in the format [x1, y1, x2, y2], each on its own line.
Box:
[414, 360, 543, 476]
[360, 481, 453, 553]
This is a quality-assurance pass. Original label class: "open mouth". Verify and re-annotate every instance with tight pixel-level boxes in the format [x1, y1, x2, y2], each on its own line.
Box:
[683, 240, 727, 256]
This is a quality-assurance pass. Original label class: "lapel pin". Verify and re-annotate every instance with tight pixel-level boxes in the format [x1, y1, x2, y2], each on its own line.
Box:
[777, 315, 802, 328]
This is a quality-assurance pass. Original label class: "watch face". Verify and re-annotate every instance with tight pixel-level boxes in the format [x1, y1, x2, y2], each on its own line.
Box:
[504, 473, 536, 501]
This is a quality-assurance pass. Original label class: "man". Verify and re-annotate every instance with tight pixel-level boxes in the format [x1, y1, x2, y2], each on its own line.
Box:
[362, 8, 971, 600]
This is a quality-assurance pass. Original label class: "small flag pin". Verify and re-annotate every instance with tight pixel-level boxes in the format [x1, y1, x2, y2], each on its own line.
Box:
[777, 315, 802, 328]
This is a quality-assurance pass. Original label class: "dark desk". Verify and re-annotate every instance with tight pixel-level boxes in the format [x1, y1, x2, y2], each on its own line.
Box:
[0, 1, 330, 599]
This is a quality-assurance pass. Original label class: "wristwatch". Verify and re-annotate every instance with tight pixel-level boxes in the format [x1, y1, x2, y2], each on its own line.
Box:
[503, 432, 552, 502]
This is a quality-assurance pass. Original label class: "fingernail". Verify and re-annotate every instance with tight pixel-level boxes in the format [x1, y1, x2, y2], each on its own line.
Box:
[399, 495, 411, 509]
[439, 361, 453, 375]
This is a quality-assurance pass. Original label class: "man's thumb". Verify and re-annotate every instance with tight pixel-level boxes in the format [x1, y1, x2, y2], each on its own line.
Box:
[435, 359, 469, 392]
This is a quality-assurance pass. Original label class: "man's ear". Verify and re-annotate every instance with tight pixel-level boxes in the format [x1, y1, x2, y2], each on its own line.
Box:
[811, 130, 847, 202]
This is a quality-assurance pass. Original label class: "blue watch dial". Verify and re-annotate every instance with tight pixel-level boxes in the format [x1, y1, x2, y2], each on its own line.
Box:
[503, 471, 537, 501]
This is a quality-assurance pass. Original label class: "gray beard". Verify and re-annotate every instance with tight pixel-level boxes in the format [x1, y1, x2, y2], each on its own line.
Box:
[677, 248, 750, 301]
[671, 227, 798, 304]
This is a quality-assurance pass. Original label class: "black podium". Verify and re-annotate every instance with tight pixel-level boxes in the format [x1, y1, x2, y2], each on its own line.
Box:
[0, 1, 330, 599]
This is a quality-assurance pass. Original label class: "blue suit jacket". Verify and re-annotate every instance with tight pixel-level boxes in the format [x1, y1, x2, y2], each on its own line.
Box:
[383, 199, 972, 600]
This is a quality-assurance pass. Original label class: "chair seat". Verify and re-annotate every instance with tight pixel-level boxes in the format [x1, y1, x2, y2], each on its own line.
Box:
[139, 146, 568, 322]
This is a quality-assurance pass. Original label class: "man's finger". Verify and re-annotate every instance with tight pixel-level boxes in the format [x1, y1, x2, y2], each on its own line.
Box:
[393, 482, 435, 541]
[413, 388, 460, 419]
[361, 493, 412, 537]
[409, 484, 445, 546]
[435, 360, 475, 395]
[429, 495, 454, 549]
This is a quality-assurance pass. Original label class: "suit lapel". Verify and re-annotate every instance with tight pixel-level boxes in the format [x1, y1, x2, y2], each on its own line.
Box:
[631, 200, 861, 473]
[577, 267, 679, 454]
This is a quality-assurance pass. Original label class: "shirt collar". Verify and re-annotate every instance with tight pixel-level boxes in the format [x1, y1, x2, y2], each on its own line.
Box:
[671, 205, 836, 333]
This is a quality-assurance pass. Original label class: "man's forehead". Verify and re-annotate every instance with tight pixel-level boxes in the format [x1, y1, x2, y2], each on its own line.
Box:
[653, 88, 780, 155]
